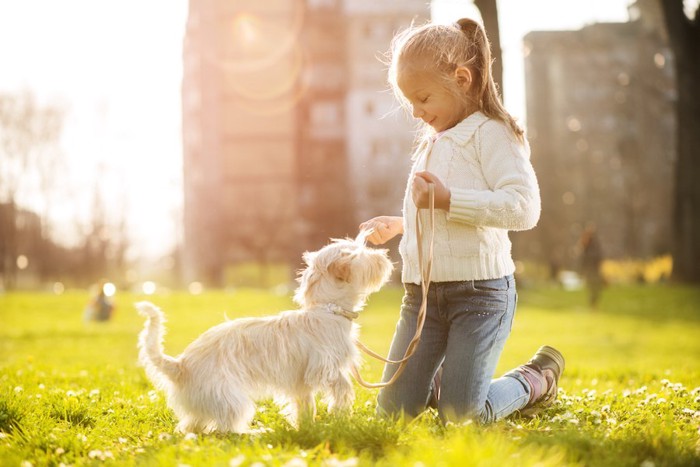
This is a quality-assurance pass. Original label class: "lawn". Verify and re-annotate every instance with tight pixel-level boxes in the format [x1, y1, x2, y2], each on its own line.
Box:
[1, 283, 699, 466]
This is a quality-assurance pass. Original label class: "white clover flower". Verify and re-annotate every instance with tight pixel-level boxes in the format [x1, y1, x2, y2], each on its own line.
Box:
[89, 389, 100, 397]
[66, 390, 77, 398]
[229, 454, 246, 467]
[622, 390, 631, 397]
[14, 386, 23, 393]
[184, 432, 197, 441]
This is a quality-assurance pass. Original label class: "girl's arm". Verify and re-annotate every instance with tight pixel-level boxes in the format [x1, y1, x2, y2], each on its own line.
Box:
[359, 216, 404, 245]
[448, 120, 541, 231]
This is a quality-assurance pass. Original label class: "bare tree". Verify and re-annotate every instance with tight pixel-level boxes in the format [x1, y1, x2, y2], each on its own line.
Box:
[0, 91, 64, 288]
[659, 1, 700, 283]
[474, 0, 503, 98]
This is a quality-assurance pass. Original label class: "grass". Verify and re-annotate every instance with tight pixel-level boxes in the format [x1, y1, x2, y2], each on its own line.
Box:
[1, 283, 699, 466]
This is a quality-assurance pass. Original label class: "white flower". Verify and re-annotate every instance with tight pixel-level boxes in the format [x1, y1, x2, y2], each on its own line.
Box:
[14, 386, 23, 393]
[229, 455, 246, 467]
[184, 432, 197, 441]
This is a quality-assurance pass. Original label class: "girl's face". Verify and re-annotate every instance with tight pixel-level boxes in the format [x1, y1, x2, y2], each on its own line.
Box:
[397, 68, 471, 133]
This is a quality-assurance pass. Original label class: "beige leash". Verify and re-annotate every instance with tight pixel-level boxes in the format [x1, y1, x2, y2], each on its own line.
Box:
[352, 183, 435, 389]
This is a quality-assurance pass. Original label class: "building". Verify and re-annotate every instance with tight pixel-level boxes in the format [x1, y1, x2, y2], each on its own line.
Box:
[181, 0, 427, 285]
[520, 0, 676, 272]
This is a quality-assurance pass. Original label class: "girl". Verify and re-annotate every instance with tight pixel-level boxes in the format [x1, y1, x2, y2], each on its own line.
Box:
[360, 18, 564, 423]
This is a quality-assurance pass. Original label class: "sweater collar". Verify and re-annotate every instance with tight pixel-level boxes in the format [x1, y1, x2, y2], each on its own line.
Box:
[437, 111, 489, 146]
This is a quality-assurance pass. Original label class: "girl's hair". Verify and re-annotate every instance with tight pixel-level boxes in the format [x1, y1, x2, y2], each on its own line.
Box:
[388, 18, 524, 142]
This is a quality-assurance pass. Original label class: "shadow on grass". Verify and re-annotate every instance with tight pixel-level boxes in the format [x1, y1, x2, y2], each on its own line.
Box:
[522, 428, 700, 467]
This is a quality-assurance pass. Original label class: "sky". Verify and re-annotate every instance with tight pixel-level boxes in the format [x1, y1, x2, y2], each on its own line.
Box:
[0, 0, 633, 260]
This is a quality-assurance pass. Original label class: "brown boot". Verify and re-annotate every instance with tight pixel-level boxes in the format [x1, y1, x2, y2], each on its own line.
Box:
[517, 345, 565, 417]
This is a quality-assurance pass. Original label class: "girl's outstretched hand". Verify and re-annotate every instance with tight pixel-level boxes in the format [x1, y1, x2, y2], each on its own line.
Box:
[359, 216, 404, 245]
[412, 171, 451, 210]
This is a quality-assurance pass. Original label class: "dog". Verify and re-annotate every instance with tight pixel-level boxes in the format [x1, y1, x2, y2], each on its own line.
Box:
[136, 234, 393, 434]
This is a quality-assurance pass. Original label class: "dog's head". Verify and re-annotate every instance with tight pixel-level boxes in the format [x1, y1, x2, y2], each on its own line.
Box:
[293, 233, 393, 310]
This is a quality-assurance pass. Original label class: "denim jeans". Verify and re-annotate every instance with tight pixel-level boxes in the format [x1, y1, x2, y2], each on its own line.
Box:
[377, 275, 531, 424]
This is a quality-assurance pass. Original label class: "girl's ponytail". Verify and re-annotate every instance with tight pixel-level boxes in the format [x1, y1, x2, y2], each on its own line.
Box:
[456, 18, 524, 143]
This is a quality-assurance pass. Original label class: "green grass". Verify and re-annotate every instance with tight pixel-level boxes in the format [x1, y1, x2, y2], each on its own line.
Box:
[1, 284, 699, 466]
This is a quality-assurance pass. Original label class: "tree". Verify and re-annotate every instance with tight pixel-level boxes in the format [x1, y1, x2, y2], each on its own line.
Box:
[474, 0, 503, 98]
[659, 1, 700, 282]
[0, 91, 64, 288]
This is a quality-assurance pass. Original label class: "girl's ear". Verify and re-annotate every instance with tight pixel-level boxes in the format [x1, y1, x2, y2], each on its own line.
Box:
[454, 66, 472, 91]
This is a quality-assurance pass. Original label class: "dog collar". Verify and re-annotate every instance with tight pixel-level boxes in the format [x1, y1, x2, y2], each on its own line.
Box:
[323, 304, 359, 321]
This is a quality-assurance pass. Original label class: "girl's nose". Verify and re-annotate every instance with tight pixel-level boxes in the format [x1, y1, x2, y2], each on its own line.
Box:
[412, 105, 423, 119]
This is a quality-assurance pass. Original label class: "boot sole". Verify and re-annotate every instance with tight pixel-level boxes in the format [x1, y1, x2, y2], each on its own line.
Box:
[520, 346, 565, 418]
[535, 345, 565, 376]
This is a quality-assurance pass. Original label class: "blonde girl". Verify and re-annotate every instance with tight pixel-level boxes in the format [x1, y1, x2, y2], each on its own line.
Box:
[360, 18, 565, 423]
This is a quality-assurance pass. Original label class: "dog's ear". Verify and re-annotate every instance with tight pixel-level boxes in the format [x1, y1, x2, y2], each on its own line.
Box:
[302, 251, 317, 265]
[328, 255, 352, 283]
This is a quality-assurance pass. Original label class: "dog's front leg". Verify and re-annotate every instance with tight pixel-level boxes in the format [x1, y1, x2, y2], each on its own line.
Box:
[327, 373, 354, 413]
[285, 392, 316, 428]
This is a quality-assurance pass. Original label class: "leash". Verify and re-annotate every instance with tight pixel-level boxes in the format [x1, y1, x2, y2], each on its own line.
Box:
[351, 183, 435, 389]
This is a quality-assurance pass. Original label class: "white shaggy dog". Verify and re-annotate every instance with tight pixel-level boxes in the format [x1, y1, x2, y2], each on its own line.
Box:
[136, 235, 393, 434]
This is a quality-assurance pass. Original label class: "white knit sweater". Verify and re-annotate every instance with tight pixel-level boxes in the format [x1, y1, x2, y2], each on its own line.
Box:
[399, 111, 541, 284]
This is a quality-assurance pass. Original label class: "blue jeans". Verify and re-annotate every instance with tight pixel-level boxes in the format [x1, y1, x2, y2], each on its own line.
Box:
[377, 276, 531, 424]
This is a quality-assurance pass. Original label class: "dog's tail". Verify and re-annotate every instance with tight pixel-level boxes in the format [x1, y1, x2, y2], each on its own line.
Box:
[136, 301, 181, 384]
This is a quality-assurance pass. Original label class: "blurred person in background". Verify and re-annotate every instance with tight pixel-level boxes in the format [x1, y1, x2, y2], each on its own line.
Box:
[579, 224, 605, 308]
[84, 281, 115, 322]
